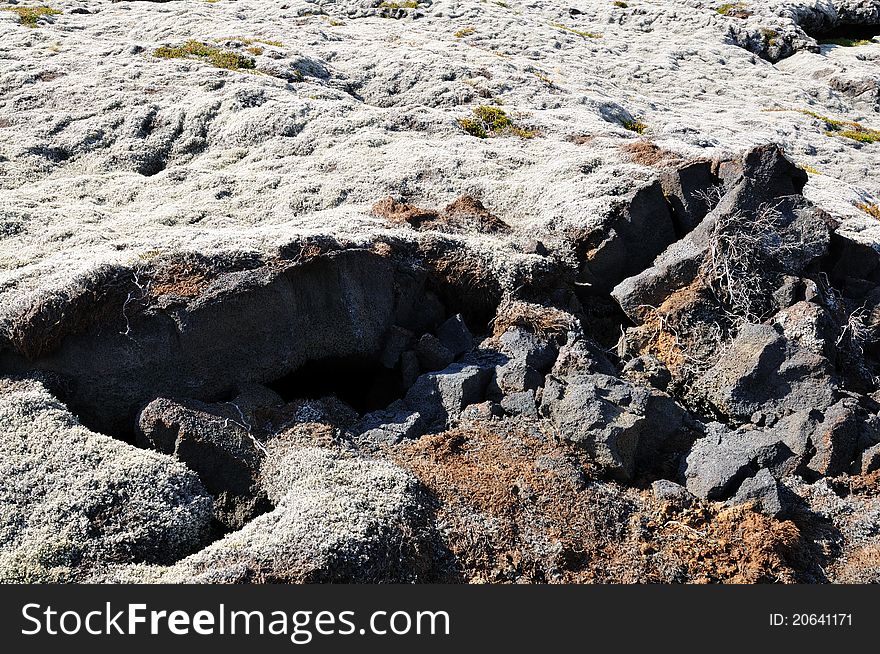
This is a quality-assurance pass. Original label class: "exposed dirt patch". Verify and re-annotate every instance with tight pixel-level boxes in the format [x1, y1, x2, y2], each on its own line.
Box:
[4, 266, 134, 360]
[566, 134, 595, 146]
[372, 197, 440, 228]
[393, 422, 818, 583]
[149, 262, 214, 300]
[622, 140, 682, 167]
[444, 195, 509, 233]
[373, 195, 509, 234]
[418, 239, 503, 327]
[490, 299, 572, 340]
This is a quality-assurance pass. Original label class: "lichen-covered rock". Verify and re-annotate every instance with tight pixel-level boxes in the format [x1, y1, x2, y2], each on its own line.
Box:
[111, 441, 436, 583]
[771, 301, 838, 357]
[0, 378, 212, 582]
[3, 1, 879, 367]
[1, 0, 880, 586]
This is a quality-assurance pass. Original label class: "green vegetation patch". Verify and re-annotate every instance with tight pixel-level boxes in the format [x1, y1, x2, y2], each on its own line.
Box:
[213, 36, 283, 47]
[622, 119, 648, 134]
[459, 105, 536, 139]
[819, 36, 874, 47]
[455, 27, 475, 38]
[857, 203, 880, 220]
[153, 40, 256, 71]
[767, 108, 880, 144]
[613, 2, 629, 8]
[761, 28, 779, 46]
[380, 1, 419, 8]
[2, 5, 62, 27]
[550, 22, 602, 39]
[833, 129, 879, 143]
[716, 3, 752, 18]
[798, 109, 880, 144]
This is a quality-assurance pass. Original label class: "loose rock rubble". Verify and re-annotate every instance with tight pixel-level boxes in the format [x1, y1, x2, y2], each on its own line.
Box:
[2, 0, 880, 583]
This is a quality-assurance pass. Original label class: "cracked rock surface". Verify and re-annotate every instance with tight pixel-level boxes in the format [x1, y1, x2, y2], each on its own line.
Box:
[2, 0, 880, 583]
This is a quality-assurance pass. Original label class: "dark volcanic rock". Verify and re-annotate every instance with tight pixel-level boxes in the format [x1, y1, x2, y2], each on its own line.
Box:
[652, 479, 695, 507]
[541, 370, 693, 481]
[695, 323, 836, 423]
[771, 399, 863, 478]
[379, 325, 414, 369]
[1, 250, 436, 437]
[491, 326, 559, 396]
[622, 354, 672, 391]
[611, 145, 828, 320]
[415, 333, 455, 372]
[436, 313, 474, 358]
[355, 406, 424, 447]
[500, 389, 539, 417]
[404, 362, 493, 431]
[682, 423, 796, 501]
[577, 180, 677, 293]
[660, 159, 720, 235]
[727, 468, 787, 518]
[136, 394, 273, 530]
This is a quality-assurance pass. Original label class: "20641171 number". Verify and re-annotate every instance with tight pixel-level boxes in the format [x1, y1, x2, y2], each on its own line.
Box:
[770, 614, 853, 626]
[794, 614, 852, 626]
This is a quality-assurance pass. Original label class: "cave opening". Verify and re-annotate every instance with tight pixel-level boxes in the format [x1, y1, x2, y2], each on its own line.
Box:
[813, 23, 880, 45]
[267, 356, 407, 415]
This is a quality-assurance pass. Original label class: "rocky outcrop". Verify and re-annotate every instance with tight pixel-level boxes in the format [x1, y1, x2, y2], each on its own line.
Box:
[576, 182, 677, 293]
[3, 0, 880, 585]
[695, 323, 837, 423]
[0, 249, 440, 436]
[539, 336, 696, 481]
[135, 386, 281, 530]
[603, 142, 880, 528]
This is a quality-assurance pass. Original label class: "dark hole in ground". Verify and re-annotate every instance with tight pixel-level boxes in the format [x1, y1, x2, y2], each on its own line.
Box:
[572, 290, 635, 353]
[268, 356, 406, 415]
[813, 23, 880, 44]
